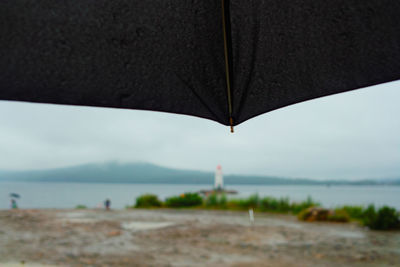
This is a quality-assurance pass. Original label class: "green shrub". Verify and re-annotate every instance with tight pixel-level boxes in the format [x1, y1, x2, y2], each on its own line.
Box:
[329, 209, 350, 222]
[165, 193, 203, 208]
[298, 207, 349, 223]
[227, 194, 260, 210]
[206, 193, 227, 208]
[338, 205, 364, 220]
[361, 205, 377, 228]
[135, 194, 162, 208]
[260, 197, 291, 213]
[206, 194, 218, 207]
[298, 207, 330, 221]
[227, 195, 319, 214]
[362, 205, 400, 230]
[291, 196, 320, 214]
[226, 199, 245, 210]
[278, 197, 291, 212]
[220, 194, 227, 207]
[297, 208, 309, 221]
[260, 197, 278, 211]
[374, 206, 400, 230]
[246, 194, 260, 208]
[75, 205, 87, 209]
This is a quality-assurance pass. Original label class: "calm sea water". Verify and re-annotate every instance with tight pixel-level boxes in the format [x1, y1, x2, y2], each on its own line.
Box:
[0, 182, 399, 210]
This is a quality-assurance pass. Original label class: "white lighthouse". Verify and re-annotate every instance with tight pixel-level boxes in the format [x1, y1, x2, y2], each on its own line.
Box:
[214, 165, 223, 190]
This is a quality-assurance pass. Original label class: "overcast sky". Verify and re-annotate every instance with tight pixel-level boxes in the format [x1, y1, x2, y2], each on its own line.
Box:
[0, 81, 399, 180]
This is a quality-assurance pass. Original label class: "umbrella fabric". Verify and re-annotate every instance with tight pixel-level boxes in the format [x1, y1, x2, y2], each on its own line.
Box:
[1, 0, 399, 126]
[10, 193, 20, 198]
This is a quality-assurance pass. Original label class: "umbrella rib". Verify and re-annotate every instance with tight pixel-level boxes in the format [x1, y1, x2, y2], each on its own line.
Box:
[172, 71, 222, 123]
[221, 0, 234, 133]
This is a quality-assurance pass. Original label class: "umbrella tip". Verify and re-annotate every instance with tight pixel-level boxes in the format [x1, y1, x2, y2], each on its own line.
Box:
[229, 117, 234, 133]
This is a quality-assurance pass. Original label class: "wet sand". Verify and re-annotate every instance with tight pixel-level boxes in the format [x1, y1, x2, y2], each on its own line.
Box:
[0, 209, 399, 266]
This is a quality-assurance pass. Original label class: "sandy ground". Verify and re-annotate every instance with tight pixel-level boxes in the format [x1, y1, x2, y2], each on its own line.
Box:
[0, 209, 399, 267]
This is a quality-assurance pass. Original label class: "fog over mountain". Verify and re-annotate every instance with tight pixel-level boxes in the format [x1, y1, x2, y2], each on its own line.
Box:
[0, 162, 398, 185]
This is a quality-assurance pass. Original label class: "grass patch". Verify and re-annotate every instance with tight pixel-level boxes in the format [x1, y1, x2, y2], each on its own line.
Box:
[130, 193, 399, 231]
[290, 196, 320, 214]
[329, 209, 350, 222]
[336, 205, 364, 220]
[206, 193, 227, 208]
[227, 194, 260, 210]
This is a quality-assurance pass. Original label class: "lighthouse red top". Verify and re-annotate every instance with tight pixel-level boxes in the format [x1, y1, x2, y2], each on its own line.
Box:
[217, 165, 222, 170]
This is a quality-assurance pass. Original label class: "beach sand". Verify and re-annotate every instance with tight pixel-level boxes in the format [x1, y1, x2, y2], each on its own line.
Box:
[0, 209, 399, 266]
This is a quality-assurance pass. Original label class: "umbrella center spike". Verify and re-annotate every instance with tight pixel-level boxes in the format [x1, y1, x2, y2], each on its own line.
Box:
[221, 0, 234, 133]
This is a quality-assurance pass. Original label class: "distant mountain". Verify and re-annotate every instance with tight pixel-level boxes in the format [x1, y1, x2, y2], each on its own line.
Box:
[0, 162, 398, 185]
[0, 162, 212, 184]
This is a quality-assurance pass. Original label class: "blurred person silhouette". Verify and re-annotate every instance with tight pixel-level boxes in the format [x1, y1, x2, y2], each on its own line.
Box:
[11, 199, 18, 209]
[104, 199, 111, 210]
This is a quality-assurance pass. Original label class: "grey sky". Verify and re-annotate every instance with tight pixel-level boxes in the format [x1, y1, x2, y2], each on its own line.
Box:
[0, 81, 399, 180]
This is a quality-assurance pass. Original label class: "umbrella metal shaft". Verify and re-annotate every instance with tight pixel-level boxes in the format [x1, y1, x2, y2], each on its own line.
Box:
[221, 0, 234, 133]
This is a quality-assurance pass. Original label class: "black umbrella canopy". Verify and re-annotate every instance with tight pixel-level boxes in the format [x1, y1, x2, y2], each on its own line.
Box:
[1, 0, 399, 128]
